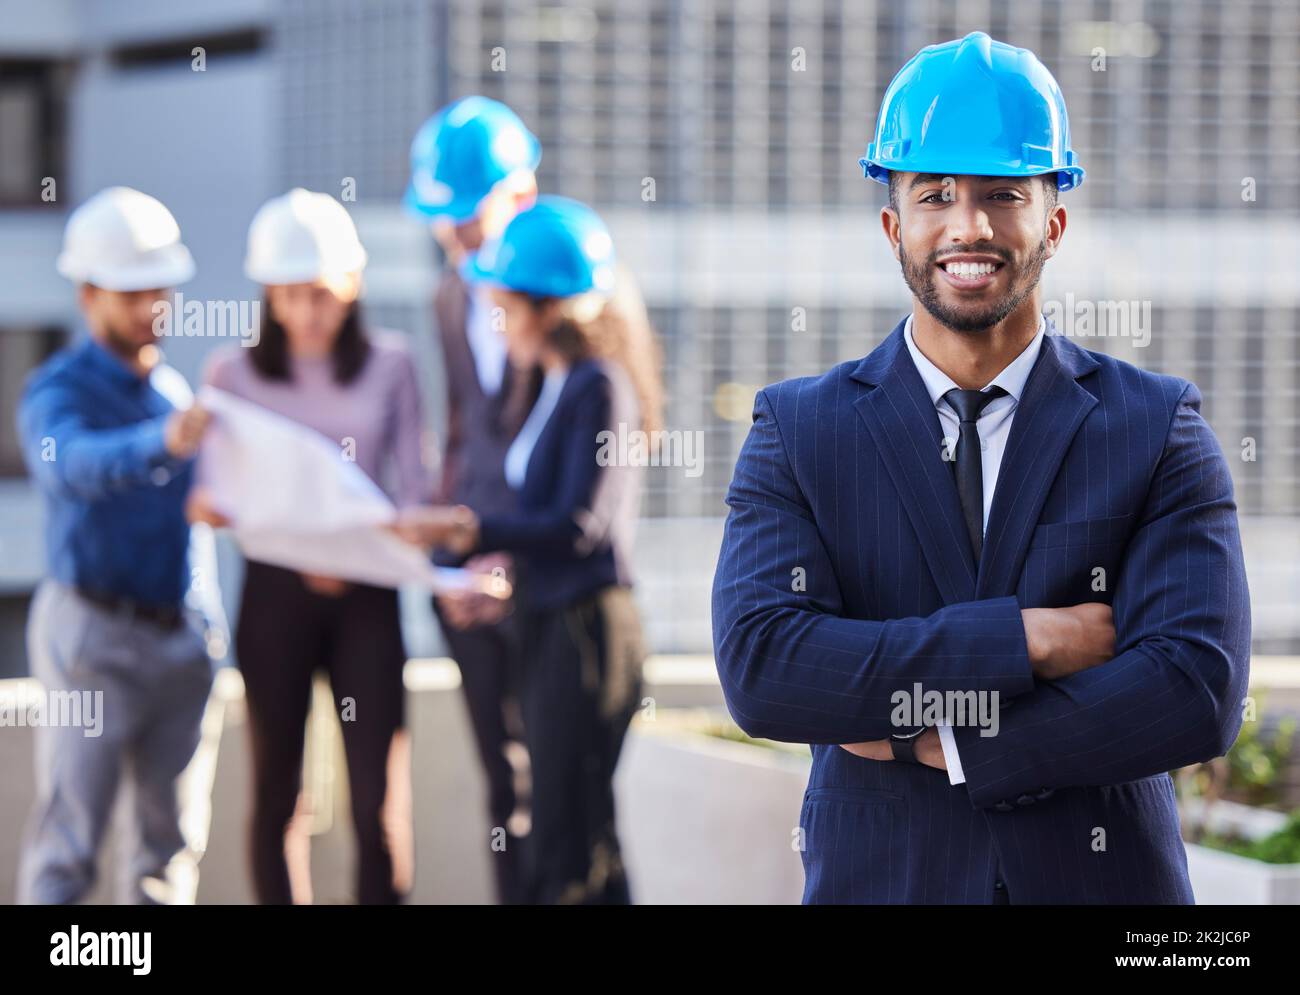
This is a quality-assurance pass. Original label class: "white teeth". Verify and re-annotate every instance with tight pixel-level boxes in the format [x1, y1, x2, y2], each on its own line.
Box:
[944, 261, 996, 277]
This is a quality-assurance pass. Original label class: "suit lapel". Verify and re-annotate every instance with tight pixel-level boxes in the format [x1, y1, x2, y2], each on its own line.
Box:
[975, 328, 1100, 598]
[850, 318, 1102, 606]
[852, 320, 977, 605]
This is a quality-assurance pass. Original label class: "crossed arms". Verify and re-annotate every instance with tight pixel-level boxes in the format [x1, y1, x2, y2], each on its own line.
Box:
[710, 384, 1250, 809]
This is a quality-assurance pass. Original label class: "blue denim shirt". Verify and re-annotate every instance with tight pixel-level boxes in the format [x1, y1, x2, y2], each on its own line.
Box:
[18, 336, 194, 606]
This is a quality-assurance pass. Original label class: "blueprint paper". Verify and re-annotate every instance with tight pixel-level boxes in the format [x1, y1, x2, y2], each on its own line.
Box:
[195, 387, 502, 596]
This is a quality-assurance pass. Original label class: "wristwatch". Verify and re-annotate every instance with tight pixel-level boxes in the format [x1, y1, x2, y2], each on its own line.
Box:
[890, 727, 926, 764]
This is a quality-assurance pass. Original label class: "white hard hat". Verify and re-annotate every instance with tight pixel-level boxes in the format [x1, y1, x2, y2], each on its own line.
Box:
[56, 186, 195, 291]
[244, 188, 368, 285]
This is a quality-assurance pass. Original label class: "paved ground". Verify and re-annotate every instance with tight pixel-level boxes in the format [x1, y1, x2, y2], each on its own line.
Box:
[6, 656, 1300, 904]
[0, 657, 772, 905]
[196, 676, 500, 904]
[0, 671, 512, 905]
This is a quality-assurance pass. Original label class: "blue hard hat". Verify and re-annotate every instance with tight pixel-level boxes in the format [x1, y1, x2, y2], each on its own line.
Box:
[404, 96, 542, 222]
[861, 31, 1084, 191]
[466, 195, 616, 299]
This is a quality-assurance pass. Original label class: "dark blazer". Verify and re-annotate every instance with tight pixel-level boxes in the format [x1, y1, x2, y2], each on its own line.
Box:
[711, 316, 1251, 904]
[478, 358, 641, 612]
[433, 269, 536, 517]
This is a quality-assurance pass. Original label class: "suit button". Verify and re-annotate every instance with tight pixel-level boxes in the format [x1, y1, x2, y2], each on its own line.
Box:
[994, 880, 1006, 890]
[1015, 794, 1036, 806]
[993, 800, 1014, 812]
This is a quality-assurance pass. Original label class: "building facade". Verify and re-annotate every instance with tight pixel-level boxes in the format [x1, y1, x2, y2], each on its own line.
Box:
[1, 0, 1296, 671]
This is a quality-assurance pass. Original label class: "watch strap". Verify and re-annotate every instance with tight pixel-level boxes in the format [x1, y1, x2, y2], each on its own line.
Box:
[890, 733, 921, 764]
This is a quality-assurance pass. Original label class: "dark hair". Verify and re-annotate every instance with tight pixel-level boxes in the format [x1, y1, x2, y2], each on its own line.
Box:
[887, 172, 1058, 213]
[524, 269, 666, 439]
[543, 312, 593, 365]
[248, 296, 371, 384]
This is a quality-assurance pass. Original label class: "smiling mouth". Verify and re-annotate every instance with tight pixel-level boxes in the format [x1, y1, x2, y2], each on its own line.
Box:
[935, 258, 1005, 290]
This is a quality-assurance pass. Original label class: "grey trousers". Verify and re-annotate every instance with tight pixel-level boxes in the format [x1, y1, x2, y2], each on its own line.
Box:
[16, 580, 213, 904]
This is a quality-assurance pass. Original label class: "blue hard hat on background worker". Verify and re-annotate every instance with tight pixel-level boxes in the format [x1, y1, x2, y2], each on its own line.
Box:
[404, 95, 542, 222]
[860, 31, 1084, 191]
[467, 195, 617, 300]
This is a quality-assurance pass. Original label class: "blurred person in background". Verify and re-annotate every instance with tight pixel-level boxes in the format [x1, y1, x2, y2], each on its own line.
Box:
[16, 187, 215, 904]
[403, 95, 542, 902]
[394, 197, 662, 904]
[193, 189, 430, 904]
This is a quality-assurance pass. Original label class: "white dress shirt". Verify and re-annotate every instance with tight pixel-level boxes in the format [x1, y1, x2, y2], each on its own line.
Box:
[901, 312, 1046, 785]
[504, 365, 569, 490]
[465, 286, 508, 396]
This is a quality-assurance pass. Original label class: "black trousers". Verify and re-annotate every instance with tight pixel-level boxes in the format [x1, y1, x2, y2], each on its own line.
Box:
[520, 586, 645, 905]
[435, 603, 528, 904]
[236, 561, 407, 905]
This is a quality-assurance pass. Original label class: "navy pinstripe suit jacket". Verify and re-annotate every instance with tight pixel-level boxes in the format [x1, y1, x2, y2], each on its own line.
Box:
[711, 316, 1251, 904]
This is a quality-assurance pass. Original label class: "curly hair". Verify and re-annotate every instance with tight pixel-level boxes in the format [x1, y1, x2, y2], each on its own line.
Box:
[531, 263, 665, 438]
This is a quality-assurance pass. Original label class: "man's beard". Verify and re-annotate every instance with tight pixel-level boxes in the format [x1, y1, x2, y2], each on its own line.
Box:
[900, 239, 1046, 334]
[101, 320, 151, 362]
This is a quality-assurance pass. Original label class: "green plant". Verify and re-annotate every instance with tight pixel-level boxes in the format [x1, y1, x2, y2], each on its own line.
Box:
[1226, 714, 1296, 807]
[1177, 696, 1299, 854]
[1176, 698, 1297, 818]
[1199, 810, 1300, 865]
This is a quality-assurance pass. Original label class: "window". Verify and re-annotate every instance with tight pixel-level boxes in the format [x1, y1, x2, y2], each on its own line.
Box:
[0, 326, 66, 477]
[0, 60, 67, 208]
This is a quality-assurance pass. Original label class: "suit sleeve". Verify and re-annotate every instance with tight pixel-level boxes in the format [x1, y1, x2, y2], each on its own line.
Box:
[951, 382, 1251, 808]
[711, 387, 1035, 745]
[19, 376, 181, 502]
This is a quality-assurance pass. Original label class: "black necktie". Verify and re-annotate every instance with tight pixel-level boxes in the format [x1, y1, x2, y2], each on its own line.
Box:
[943, 386, 1008, 562]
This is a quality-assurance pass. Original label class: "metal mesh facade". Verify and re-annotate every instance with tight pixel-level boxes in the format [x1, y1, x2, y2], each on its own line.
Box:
[432, 0, 1299, 524]
[266, 1, 1300, 526]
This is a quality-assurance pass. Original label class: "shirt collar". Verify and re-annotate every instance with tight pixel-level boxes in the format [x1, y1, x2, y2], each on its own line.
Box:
[902, 311, 1045, 410]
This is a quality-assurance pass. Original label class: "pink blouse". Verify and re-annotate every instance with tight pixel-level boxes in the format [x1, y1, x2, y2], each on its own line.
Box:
[201, 330, 433, 508]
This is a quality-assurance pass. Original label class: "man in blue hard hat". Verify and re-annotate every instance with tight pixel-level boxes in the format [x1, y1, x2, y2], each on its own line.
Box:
[713, 32, 1249, 904]
[404, 96, 542, 903]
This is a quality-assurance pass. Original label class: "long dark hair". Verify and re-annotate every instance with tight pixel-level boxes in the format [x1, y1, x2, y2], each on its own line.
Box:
[248, 296, 371, 384]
